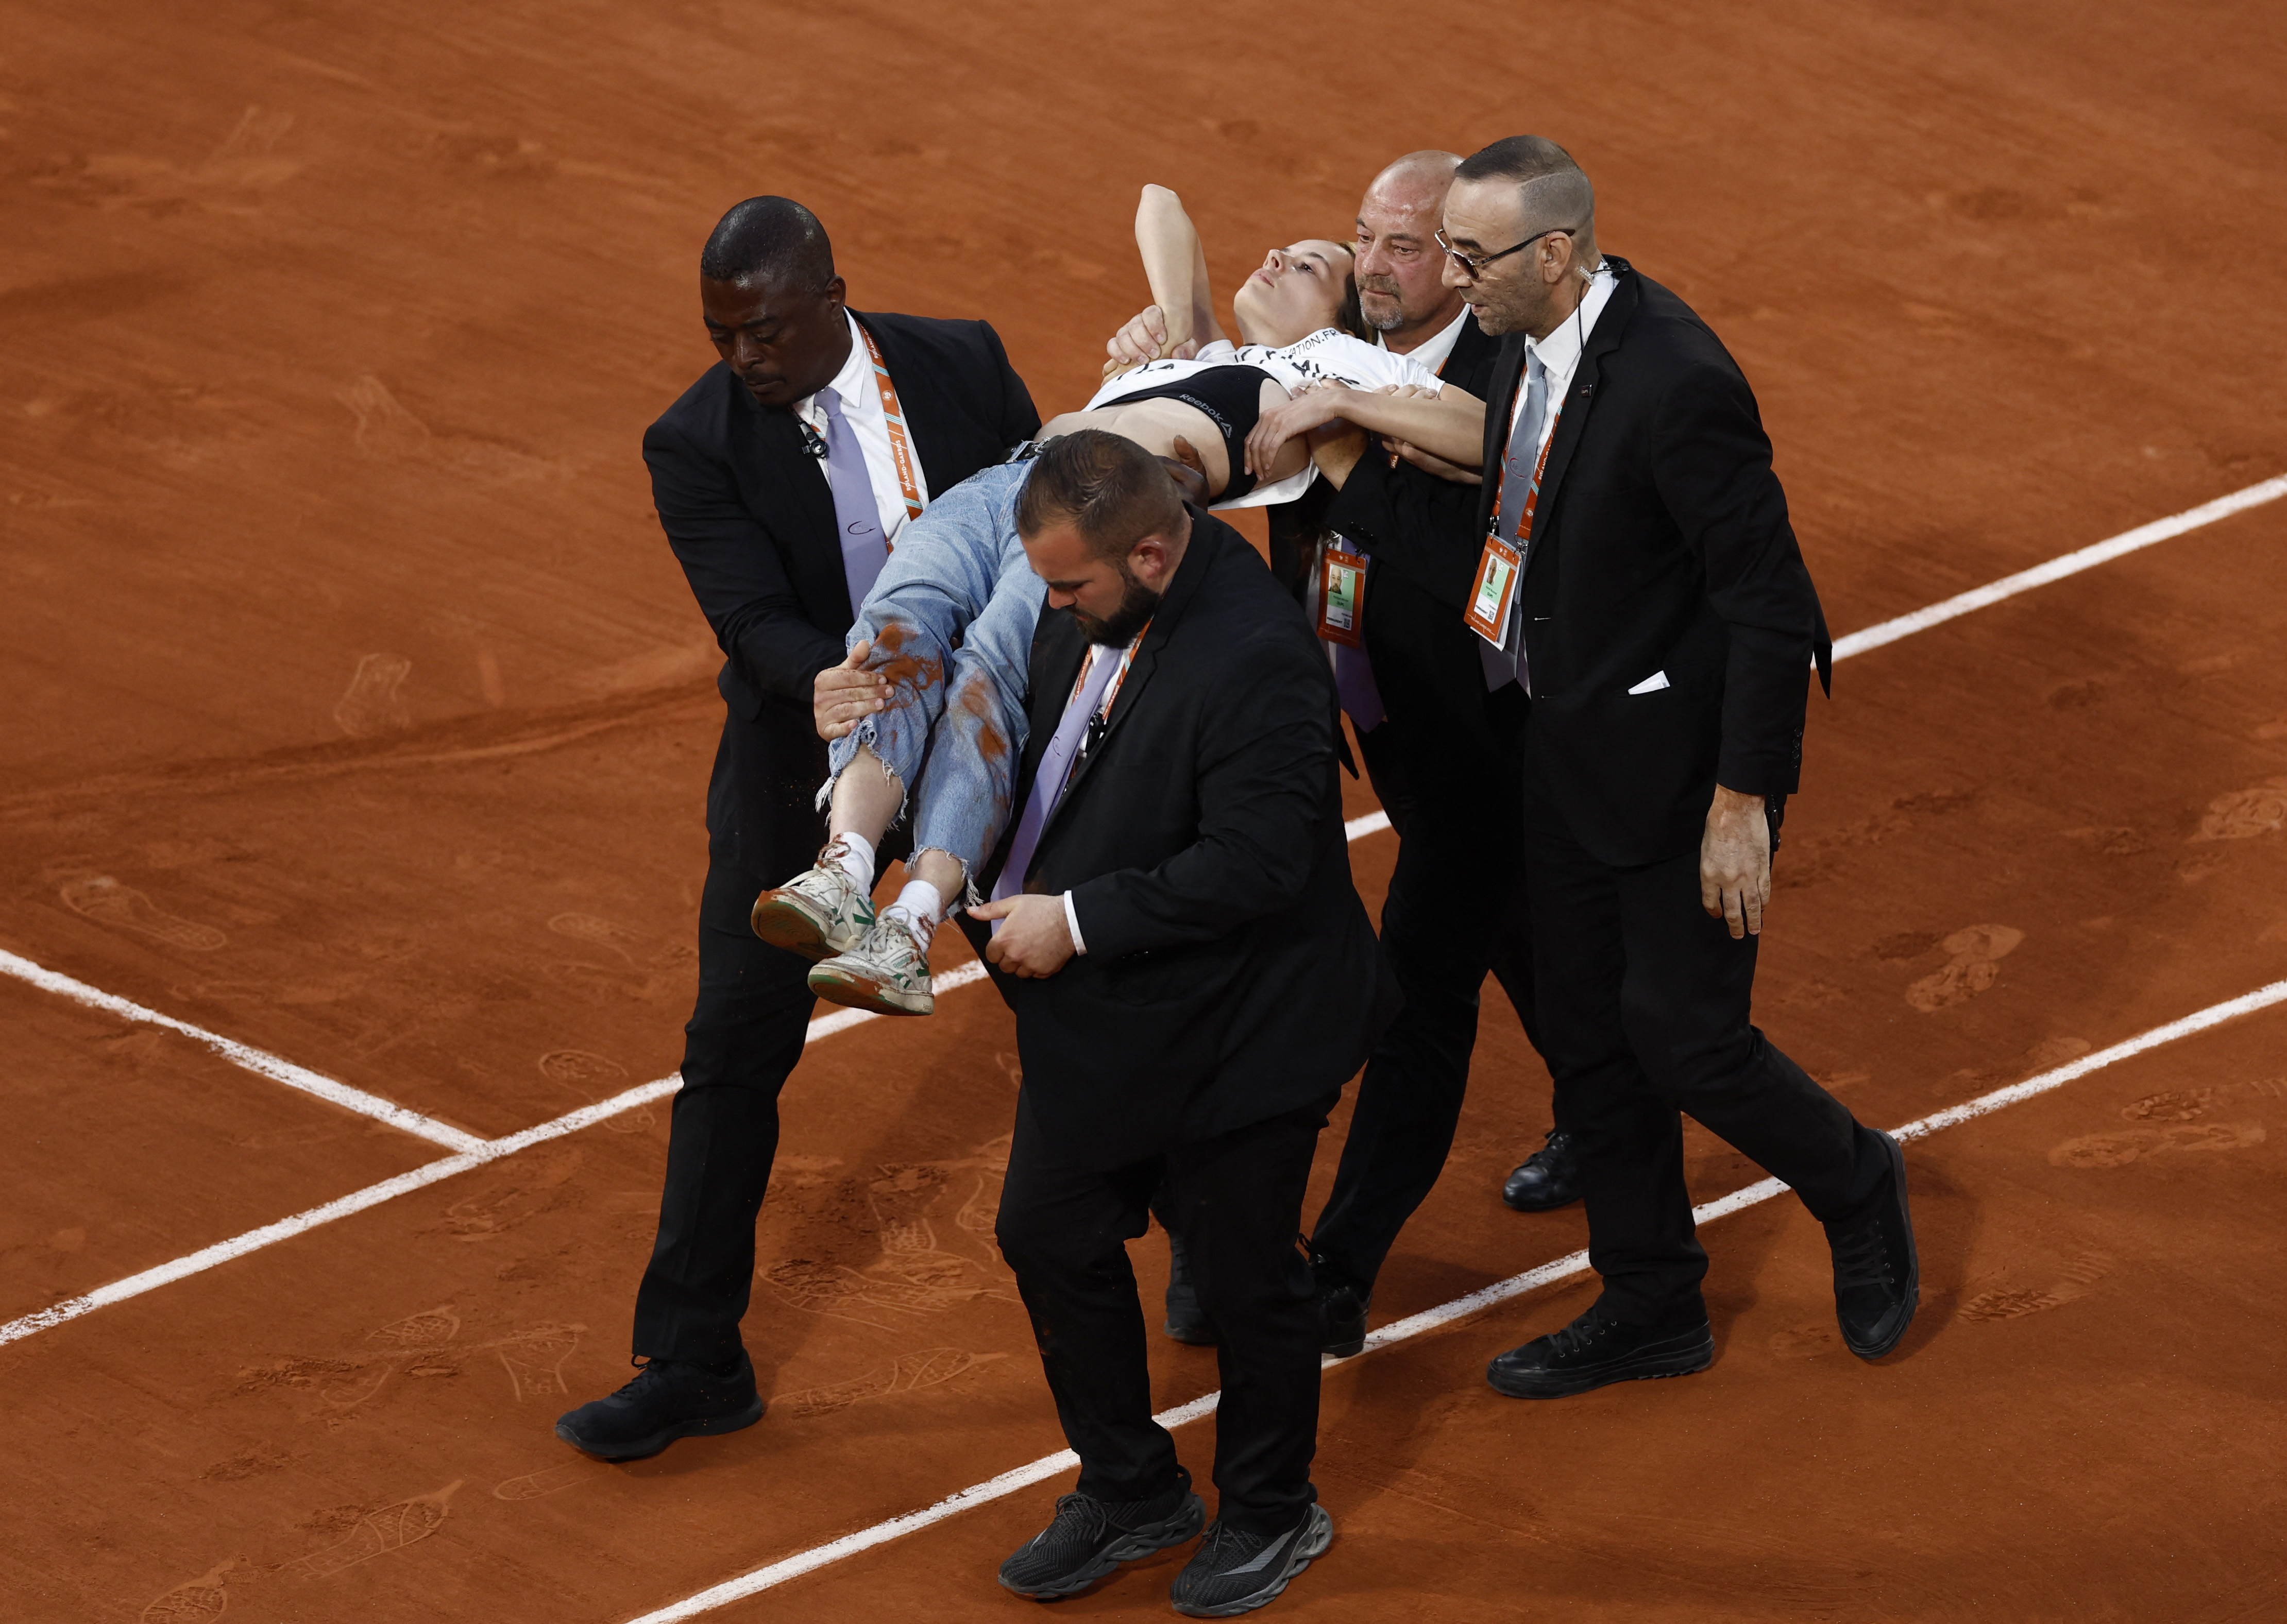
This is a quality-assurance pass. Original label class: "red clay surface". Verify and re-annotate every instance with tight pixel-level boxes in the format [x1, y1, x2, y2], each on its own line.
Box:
[4, 1, 2285, 1619]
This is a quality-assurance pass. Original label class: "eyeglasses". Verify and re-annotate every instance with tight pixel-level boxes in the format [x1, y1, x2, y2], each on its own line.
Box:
[1434, 225, 1574, 279]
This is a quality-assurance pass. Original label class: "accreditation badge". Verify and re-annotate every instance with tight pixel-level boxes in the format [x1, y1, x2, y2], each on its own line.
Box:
[1464, 532, 1522, 648]
[1315, 544, 1368, 649]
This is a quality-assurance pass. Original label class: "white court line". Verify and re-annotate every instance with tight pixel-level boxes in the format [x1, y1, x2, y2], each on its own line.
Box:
[0, 1072, 675, 1350]
[0, 959, 996, 1352]
[5, 470, 2271, 1156]
[1831, 472, 2287, 661]
[623, 977, 2287, 1623]
[1, 471, 2277, 1350]
[0, 947, 488, 1155]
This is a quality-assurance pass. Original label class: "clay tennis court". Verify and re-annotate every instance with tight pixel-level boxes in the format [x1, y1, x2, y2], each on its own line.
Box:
[5, 2, 2285, 1618]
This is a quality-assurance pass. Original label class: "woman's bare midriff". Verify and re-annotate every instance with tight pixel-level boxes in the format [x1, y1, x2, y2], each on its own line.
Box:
[1041, 376, 1308, 501]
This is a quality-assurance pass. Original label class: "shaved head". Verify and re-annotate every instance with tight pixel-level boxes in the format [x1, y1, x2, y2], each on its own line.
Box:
[1452, 135, 1597, 255]
[1444, 136, 1604, 340]
[700, 195, 836, 293]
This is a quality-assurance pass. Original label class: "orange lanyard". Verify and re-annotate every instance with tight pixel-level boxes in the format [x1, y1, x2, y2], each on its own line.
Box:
[856, 322, 925, 523]
[1066, 620, 1154, 779]
[1071, 620, 1154, 721]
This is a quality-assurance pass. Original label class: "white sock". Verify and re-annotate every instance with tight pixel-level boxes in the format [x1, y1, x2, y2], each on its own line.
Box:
[882, 879, 944, 948]
[829, 832, 875, 890]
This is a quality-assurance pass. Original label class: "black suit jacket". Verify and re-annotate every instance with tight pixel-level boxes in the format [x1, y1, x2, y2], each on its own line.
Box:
[984, 515, 1394, 1168]
[1272, 311, 1496, 606]
[1469, 260, 1831, 866]
[1262, 311, 1499, 787]
[645, 311, 1038, 878]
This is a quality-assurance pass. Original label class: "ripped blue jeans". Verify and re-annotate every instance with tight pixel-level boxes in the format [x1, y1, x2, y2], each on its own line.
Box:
[821, 460, 1041, 905]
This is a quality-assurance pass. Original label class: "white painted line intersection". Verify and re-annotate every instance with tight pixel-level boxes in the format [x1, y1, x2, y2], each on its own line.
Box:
[0, 467, 2278, 1405]
[0, 947, 489, 1154]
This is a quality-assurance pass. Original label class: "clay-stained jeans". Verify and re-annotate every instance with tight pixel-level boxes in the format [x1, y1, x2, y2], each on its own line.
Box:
[822, 459, 1042, 897]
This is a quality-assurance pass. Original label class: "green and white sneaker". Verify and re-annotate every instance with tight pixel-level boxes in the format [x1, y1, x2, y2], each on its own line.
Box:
[808, 914, 935, 1016]
[749, 841, 875, 961]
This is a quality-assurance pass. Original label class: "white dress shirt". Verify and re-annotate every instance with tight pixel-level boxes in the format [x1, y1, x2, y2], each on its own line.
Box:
[1507, 262, 1618, 459]
[1481, 263, 1619, 695]
[793, 312, 931, 540]
[1378, 303, 1472, 378]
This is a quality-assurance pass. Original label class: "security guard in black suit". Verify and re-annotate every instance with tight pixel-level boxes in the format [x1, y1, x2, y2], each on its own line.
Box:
[555, 196, 1038, 1461]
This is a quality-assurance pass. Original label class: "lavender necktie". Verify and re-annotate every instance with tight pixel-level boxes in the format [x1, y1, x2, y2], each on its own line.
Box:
[1480, 350, 1548, 693]
[818, 386, 891, 609]
[1333, 643, 1385, 733]
[990, 646, 1123, 924]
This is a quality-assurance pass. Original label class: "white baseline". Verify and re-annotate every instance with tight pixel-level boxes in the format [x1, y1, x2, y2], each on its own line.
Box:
[1831, 472, 2286, 661]
[0, 948, 488, 1155]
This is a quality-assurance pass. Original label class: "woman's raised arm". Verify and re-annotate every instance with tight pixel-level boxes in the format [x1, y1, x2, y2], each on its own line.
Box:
[1133, 185, 1225, 360]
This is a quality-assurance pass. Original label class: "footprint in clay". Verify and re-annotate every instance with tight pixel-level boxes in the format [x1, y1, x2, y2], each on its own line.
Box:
[493, 1459, 608, 1501]
[773, 1347, 1004, 1418]
[141, 1561, 245, 1622]
[2049, 1119, 2266, 1169]
[285, 1481, 461, 1580]
[1905, 924, 2023, 1013]
[59, 876, 226, 952]
[1957, 1252, 2112, 1323]
[492, 1321, 584, 1400]
[334, 652, 413, 738]
[2189, 778, 2287, 843]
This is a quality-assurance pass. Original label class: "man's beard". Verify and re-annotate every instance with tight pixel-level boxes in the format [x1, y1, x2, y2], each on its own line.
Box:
[1073, 563, 1161, 646]
[1471, 273, 1565, 338]
[1359, 280, 1406, 332]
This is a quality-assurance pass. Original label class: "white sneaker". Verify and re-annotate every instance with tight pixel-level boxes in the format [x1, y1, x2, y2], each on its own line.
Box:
[750, 842, 875, 961]
[808, 915, 935, 1016]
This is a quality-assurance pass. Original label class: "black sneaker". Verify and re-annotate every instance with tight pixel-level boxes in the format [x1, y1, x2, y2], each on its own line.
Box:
[1826, 1129, 1919, 1360]
[1485, 1302, 1713, 1399]
[1313, 1257, 1368, 1360]
[1500, 1129, 1583, 1211]
[1164, 1232, 1219, 1346]
[1169, 1503, 1334, 1618]
[997, 1467, 1205, 1601]
[553, 1352, 765, 1461]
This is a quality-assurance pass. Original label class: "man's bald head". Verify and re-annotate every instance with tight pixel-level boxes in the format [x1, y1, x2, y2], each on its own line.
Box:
[1367, 149, 1462, 206]
[1354, 149, 1468, 349]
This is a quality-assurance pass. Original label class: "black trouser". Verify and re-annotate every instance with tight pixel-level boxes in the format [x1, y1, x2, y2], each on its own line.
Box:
[1523, 781, 1887, 1324]
[1308, 686, 1542, 1301]
[996, 1095, 1335, 1534]
[631, 858, 816, 1364]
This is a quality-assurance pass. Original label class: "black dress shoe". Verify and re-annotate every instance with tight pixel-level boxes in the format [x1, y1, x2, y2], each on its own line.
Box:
[1501, 1130, 1582, 1211]
[1163, 1230, 1219, 1346]
[1826, 1129, 1919, 1359]
[998, 1466, 1205, 1600]
[1318, 1278, 1369, 1360]
[1485, 1303, 1713, 1398]
[553, 1351, 764, 1461]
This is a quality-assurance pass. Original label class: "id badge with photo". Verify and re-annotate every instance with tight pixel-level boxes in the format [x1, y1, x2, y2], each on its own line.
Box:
[1464, 533, 1522, 649]
[1315, 545, 1367, 648]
